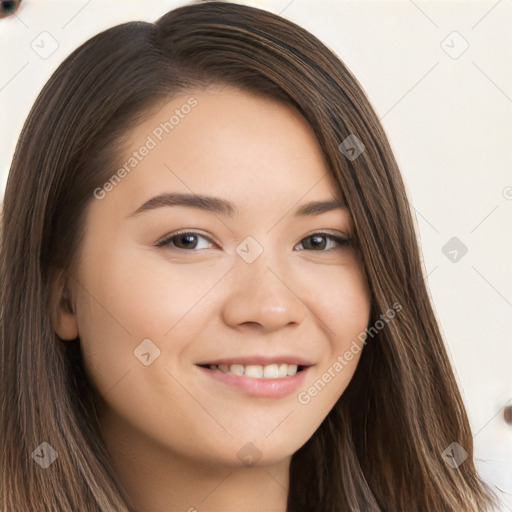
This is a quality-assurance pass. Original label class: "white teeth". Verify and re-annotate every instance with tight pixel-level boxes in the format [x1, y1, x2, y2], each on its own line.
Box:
[286, 364, 298, 376]
[244, 365, 263, 378]
[208, 362, 301, 378]
[278, 363, 288, 378]
[229, 364, 244, 376]
[263, 364, 279, 378]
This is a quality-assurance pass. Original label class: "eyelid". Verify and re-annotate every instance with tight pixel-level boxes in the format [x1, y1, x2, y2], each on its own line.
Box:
[304, 228, 351, 239]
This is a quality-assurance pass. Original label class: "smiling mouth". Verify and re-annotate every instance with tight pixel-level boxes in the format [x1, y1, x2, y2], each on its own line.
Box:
[196, 360, 312, 398]
[197, 363, 308, 379]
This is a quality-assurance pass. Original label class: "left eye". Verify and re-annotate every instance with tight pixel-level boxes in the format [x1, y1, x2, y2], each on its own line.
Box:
[296, 233, 351, 251]
[156, 231, 350, 252]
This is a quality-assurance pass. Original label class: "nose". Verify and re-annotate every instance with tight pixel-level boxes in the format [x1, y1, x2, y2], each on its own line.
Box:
[221, 250, 307, 333]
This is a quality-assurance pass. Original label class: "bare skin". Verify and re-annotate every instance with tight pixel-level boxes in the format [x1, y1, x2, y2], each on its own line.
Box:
[52, 86, 371, 512]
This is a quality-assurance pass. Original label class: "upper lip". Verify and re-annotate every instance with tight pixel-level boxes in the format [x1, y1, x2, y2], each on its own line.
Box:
[196, 355, 314, 367]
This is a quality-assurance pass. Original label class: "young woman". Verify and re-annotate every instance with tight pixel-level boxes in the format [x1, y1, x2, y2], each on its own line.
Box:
[0, 1, 501, 511]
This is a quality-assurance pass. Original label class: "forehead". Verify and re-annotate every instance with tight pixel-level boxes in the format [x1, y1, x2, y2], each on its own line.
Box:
[106, 87, 341, 216]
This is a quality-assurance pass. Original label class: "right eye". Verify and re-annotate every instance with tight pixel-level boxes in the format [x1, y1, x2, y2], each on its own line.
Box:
[155, 231, 216, 251]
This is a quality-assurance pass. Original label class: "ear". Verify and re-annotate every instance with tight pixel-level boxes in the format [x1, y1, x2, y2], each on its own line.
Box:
[49, 269, 79, 340]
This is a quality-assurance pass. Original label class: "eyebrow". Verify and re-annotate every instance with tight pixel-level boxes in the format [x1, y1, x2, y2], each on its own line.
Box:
[128, 192, 345, 218]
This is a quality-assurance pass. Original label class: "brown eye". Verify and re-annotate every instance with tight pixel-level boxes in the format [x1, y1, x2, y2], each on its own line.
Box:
[156, 231, 214, 251]
[296, 233, 351, 252]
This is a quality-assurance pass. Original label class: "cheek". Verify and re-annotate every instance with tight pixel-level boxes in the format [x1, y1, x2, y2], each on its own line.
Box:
[305, 261, 371, 343]
[73, 242, 230, 394]
[82, 241, 232, 337]
[298, 262, 371, 403]
[76, 240, 195, 339]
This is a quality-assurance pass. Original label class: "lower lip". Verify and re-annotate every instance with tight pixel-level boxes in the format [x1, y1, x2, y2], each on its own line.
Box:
[196, 365, 310, 398]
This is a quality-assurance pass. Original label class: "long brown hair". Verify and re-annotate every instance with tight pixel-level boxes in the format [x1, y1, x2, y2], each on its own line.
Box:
[0, 1, 500, 510]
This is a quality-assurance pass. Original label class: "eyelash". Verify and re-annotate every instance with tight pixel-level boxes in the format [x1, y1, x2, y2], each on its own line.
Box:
[155, 230, 351, 253]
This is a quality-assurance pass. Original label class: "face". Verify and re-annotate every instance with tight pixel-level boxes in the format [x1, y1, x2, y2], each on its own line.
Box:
[58, 87, 371, 468]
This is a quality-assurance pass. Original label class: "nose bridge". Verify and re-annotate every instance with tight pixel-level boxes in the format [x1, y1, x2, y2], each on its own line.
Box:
[221, 237, 307, 330]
